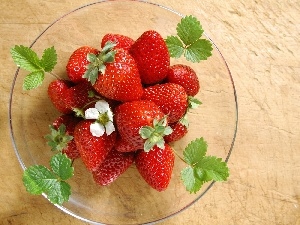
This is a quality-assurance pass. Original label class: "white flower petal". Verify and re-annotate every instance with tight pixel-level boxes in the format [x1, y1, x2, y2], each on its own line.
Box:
[95, 100, 110, 114]
[90, 122, 105, 137]
[105, 121, 115, 135]
[85, 108, 99, 119]
[107, 109, 114, 121]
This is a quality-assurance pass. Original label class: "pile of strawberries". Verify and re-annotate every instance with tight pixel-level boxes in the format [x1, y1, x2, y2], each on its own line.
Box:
[47, 31, 200, 191]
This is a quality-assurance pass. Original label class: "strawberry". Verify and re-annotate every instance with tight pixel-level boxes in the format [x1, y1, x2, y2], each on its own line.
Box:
[130, 30, 170, 84]
[84, 43, 143, 102]
[115, 136, 138, 153]
[142, 83, 188, 123]
[135, 144, 175, 191]
[48, 79, 73, 114]
[114, 100, 168, 151]
[92, 149, 134, 186]
[74, 120, 116, 171]
[66, 46, 99, 83]
[48, 80, 97, 114]
[101, 33, 134, 51]
[166, 64, 200, 96]
[164, 122, 188, 143]
[52, 114, 82, 159]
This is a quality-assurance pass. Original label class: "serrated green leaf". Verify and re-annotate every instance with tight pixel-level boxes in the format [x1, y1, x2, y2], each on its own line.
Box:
[188, 96, 202, 109]
[181, 166, 204, 193]
[10, 45, 42, 72]
[179, 114, 189, 128]
[144, 139, 156, 152]
[177, 15, 203, 46]
[47, 180, 71, 205]
[185, 39, 213, 63]
[163, 126, 173, 135]
[22, 70, 45, 90]
[40, 46, 57, 72]
[50, 153, 74, 180]
[83, 67, 99, 85]
[87, 53, 97, 62]
[22, 165, 57, 195]
[183, 137, 207, 166]
[198, 156, 229, 181]
[165, 35, 184, 58]
[45, 125, 73, 152]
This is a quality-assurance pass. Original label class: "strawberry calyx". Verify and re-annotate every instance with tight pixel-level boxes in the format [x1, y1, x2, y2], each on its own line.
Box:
[83, 41, 117, 85]
[139, 116, 173, 152]
[45, 124, 73, 152]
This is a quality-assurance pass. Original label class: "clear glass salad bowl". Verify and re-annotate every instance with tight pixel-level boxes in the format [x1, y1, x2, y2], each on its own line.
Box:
[9, 1, 238, 224]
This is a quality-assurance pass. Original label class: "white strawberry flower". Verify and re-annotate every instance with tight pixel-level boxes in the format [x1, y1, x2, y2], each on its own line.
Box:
[84, 100, 115, 137]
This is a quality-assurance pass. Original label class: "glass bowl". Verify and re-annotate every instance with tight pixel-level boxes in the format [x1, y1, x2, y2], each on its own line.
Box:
[9, 1, 238, 224]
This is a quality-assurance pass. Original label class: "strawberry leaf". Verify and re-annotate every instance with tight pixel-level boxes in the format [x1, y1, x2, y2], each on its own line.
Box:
[165, 35, 184, 58]
[176, 15, 203, 46]
[183, 138, 207, 166]
[50, 153, 74, 180]
[22, 165, 57, 195]
[10, 45, 58, 90]
[165, 15, 213, 63]
[188, 96, 202, 109]
[10, 45, 42, 72]
[47, 180, 71, 205]
[22, 153, 74, 205]
[184, 39, 212, 63]
[40, 46, 57, 72]
[180, 138, 229, 193]
[23, 70, 45, 90]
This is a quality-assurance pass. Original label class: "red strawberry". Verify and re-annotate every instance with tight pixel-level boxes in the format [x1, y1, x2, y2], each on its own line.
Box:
[164, 122, 188, 143]
[48, 79, 73, 114]
[66, 46, 99, 83]
[52, 114, 82, 159]
[130, 30, 170, 84]
[166, 64, 200, 96]
[142, 83, 188, 123]
[114, 100, 165, 151]
[86, 46, 143, 102]
[115, 137, 138, 153]
[92, 149, 134, 186]
[48, 80, 97, 114]
[74, 120, 116, 171]
[135, 144, 175, 191]
[101, 33, 134, 51]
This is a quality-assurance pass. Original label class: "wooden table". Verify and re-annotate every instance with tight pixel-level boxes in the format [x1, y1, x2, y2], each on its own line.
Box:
[1, 0, 299, 224]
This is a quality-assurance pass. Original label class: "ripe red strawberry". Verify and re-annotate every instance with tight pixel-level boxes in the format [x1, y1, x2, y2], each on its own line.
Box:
[52, 114, 82, 159]
[135, 144, 175, 191]
[88, 47, 144, 102]
[74, 120, 116, 171]
[48, 79, 73, 114]
[66, 46, 99, 83]
[48, 80, 97, 114]
[142, 83, 188, 123]
[130, 30, 170, 84]
[115, 137, 137, 153]
[101, 33, 134, 51]
[164, 122, 188, 143]
[92, 149, 134, 186]
[166, 64, 200, 96]
[114, 100, 165, 150]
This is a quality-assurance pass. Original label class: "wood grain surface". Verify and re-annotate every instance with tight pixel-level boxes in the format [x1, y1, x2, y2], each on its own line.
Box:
[1, 0, 299, 224]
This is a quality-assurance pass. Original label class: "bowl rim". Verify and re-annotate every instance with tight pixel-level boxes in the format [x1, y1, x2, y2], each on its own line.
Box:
[8, 0, 238, 224]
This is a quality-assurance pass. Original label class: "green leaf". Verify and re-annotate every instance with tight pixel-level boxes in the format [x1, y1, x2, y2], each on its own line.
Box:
[185, 39, 213, 63]
[183, 138, 207, 166]
[181, 166, 204, 193]
[45, 125, 73, 152]
[179, 114, 189, 128]
[22, 165, 57, 195]
[22, 70, 45, 90]
[188, 96, 202, 109]
[177, 15, 204, 46]
[83, 67, 99, 85]
[47, 181, 71, 205]
[165, 35, 184, 58]
[198, 156, 229, 182]
[50, 153, 74, 180]
[40, 46, 57, 72]
[10, 45, 42, 72]
[139, 126, 155, 139]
